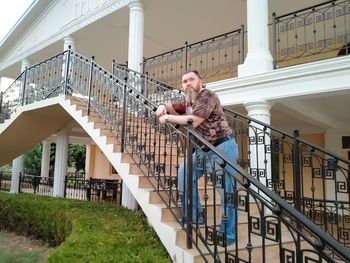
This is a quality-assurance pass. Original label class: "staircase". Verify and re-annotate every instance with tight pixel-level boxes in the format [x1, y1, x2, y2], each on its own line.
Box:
[1, 49, 349, 262]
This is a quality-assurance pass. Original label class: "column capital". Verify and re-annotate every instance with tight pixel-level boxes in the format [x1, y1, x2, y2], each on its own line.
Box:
[21, 59, 31, 73]
[129, 0, 143, 10]
[243, 100, 273, 114]
[63, 36, 75, 51]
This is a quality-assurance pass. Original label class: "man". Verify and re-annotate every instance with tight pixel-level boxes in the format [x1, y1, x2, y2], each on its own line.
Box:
[156, 70, 238, 246]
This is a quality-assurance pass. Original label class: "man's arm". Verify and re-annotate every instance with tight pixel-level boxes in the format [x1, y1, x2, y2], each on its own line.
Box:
[156, 103, 179, 117]
[159, 114, 204, 128]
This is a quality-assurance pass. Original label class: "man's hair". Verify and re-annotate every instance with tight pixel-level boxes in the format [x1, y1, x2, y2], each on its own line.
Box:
[182, 70, 202, 79]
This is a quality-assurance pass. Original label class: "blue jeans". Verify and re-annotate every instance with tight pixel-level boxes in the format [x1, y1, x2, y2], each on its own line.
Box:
[178, 138, 238, 242]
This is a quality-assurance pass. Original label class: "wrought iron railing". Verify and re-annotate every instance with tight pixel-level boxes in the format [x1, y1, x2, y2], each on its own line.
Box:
[0, 51, 67, 124]
[272, 0, 350, 68]
[0, 172, 11, 192]
[141, 26, 245, 87]
[19, 174, 54, 196]
[18, 173, 122, 204]
[1, 49, 349, 261]
[114, 58, 350, 261]
[64, 177, 122, 204]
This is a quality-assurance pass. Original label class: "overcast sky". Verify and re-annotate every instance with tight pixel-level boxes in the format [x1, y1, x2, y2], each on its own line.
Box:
[0, 0, 34, 43]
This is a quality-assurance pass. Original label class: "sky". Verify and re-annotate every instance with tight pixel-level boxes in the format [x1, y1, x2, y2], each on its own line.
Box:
[0, 0, 33, 91]
[0, 0, 34, 43]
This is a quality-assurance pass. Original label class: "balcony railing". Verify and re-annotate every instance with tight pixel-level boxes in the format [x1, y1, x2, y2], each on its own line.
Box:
[142, 26, 245, 87]
[272, 0, 350, 68]
[0, 172, 11, 192]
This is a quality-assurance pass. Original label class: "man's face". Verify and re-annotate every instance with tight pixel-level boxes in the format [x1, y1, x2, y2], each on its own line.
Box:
[181, 72, 202, 94]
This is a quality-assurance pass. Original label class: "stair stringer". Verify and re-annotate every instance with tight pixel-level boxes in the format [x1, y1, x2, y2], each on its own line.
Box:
[60, 96, 199, 263]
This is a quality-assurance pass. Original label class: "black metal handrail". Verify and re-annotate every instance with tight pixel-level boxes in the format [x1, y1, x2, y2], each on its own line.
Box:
[142, 25, 245, 87]
[1, 49, 349, 261]
[272, 0, 350, 68]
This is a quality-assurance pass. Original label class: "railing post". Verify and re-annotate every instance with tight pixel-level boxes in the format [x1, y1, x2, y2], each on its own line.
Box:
[292, 130, 302, 212]
[186, 119, 194, 249]
[18, 172, 22, 193]
[64, 46, 71, 94]
[272, 12, 277, 69]
[64, 175, 67, 198]
[184, 41, 189, 73]
[120, 76, 128, 153]
[119, 179, 123, 206]
[112, 59, 116, 75]
[292, 129, 303, 262]
[0, 91, 3, 115]
[142, 56, 146, 74]
[87, 56, 95, 116]
[144, 72, 149, 97]
[21, 67, 28, 106]
[239, 25, 245, 64]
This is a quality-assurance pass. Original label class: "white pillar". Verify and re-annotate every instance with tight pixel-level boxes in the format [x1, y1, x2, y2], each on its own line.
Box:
[85, 144, 91, 180]
[40, 140, 51, 178]
[121, 181, 137, 210]
[63, 36, 75, 51]
[127, 0, 144, 72]
[10, 59, 31, 193]
[10, 155, 24, 193]
[53, 128, 70, 197]
[244, 101, 273, 201]
[238, 0, 273, 77]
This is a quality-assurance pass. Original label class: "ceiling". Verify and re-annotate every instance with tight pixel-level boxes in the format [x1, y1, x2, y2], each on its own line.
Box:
[0, 0, 326, 77]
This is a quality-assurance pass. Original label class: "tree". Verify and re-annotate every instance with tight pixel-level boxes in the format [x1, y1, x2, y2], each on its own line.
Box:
[68, 144, 86, 172]
[24, 144, 42, 175]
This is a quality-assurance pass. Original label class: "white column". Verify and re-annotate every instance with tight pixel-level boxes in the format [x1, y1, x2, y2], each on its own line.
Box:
[63, 36, 75, 51]
[10, 59, 31, 193]
[244, 101, 273, 201]
[40, 140, 51, 178]
[121, 181, 137, 210]
[85, 144, 91, 180]
[53, 128, 70, 197]
[127, 0, 144, 72]
[238, 0, 273, 77]
[10, 155, 24, 193]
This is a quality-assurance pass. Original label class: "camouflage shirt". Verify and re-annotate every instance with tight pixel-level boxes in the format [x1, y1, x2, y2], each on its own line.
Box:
[173, 89, 232, 144]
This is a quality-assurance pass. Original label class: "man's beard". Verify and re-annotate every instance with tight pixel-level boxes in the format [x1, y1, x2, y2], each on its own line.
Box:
[186, 90, 198, 104]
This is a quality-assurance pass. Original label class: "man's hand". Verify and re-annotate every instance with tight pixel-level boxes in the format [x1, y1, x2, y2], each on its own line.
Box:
[158, 114, 168, 124]
[156, 104, 167, 117]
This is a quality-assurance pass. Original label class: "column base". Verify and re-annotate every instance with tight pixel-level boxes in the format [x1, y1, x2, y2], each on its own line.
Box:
[238, 53, 273, 77]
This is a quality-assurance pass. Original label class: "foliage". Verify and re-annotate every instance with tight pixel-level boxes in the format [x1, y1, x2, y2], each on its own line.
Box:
[67, 144, 86, 172]
[24, 144, 42, 175]
[23, 143, 86, 175]
[0, 193, 170, 263]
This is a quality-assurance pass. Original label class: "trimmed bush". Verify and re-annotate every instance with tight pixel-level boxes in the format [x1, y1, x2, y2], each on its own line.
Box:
[0, 193, 170, 262]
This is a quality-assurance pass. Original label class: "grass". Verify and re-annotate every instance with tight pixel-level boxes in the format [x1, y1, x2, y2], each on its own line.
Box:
[0, 193, 170, 263]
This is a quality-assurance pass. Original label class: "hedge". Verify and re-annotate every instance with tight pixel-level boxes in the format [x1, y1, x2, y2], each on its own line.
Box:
[0, 193, 170, 263]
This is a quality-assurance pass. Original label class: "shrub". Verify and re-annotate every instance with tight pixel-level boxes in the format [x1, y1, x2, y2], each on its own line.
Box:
[0, 193, 170, 262]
